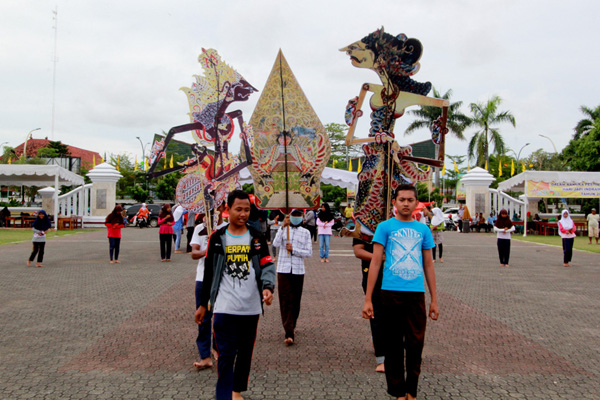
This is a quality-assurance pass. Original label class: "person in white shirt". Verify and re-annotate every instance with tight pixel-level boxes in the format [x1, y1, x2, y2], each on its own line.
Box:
[190, 216, 212, 370]
[272, 209, 313, 345]
[587, 208, 599, 245]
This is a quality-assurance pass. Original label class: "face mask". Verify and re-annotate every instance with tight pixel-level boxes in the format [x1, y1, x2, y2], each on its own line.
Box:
[290, 216, 303, 226]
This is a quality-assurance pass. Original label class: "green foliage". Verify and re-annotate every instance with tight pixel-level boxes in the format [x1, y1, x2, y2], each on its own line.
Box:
[561, 105, 600, 172]
[130, 185, 148, 203]
[467, 95, 516, 167]
[521, 149, 564, 171]
[155, 172, 182, 201]
[36, 147, 60, 158]
[321, 183, 346, 211]
[405, 87, 471, 141]
[242, 184, 254, 194]
[325, 122, 361, 169]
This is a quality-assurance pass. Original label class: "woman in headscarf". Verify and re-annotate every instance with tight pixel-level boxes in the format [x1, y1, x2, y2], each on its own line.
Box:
[158, 204, 174, 262]
[493, 209, 515, 267]
[27, 210, 51, 267]
[558, 210, 577, 267]
[105, 205, 125, 264]
[462, 205, 471, 233]
[430, 207, 445, 263]
[316, 203, 334, 263]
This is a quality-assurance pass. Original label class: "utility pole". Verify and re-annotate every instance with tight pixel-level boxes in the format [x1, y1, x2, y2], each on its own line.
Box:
[51, 6, 59, 140]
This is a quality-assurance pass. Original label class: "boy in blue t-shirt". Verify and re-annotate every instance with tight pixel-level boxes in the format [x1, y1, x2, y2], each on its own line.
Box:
[363, 184, 439, 400]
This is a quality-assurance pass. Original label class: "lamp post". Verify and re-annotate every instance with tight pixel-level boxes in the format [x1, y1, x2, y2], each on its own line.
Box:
[516, 143, 530, 164]
[538, 134, 557, 153]
[136, 136, 150, 192]
[22, 128, 41, 160]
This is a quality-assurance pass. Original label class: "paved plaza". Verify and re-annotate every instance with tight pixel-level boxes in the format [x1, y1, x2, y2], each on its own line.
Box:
[1, 227, 599, 399]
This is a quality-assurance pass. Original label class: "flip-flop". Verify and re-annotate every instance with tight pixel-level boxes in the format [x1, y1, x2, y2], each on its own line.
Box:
[193, 362, 212, 370]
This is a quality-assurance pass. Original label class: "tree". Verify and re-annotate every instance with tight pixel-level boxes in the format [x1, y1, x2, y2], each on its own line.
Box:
[155, 172, 182, 201]
[467, 96, 516, 167]
[405, 87, 471, 186]
[325, 122, 362, 169]
[561, 104, 600, 171]
[405, 87, 471, 141]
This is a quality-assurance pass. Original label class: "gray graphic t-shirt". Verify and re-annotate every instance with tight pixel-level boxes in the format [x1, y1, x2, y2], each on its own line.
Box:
[213, 230, 262, 315]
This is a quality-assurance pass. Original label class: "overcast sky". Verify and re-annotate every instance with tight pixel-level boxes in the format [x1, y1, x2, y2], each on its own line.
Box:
[2, 0, 599, 168]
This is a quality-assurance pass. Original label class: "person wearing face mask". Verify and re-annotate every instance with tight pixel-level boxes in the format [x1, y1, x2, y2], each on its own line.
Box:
[272, 209, 313, 345]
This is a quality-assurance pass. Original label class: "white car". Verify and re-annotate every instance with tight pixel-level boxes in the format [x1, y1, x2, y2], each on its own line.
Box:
[443, 207, 461, 223]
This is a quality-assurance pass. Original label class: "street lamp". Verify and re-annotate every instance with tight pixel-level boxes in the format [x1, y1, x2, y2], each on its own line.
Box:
[516, 143, 530, 164]
[22, 128, 41, 160]
[539, 134, 557, 153]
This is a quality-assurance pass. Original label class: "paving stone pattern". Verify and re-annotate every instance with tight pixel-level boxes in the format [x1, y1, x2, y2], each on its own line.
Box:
[1, 228, 599, 399]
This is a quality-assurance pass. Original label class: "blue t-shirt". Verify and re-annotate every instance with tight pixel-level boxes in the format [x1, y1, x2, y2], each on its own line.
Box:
[372, 218, 435, 292]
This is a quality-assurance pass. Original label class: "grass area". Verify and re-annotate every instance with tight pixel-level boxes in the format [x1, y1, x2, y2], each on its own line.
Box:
[513, 234, 600, 254]
[0, 229, 95, 245]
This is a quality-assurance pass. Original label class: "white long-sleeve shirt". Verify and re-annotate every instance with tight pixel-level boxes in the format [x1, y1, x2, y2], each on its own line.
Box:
[272, 225, 313, 274]
[493, 225, 516, 240]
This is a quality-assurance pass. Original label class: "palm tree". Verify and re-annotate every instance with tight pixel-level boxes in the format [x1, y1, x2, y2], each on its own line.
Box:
[573, 105, 600, 140]
[405, 87, 471, 186]
[405, 87, 471, 140]
[467, 95, 516, 167]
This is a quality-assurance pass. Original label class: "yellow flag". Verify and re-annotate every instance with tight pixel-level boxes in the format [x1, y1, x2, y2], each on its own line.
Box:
[454, 161, 459, 172]
[170, 154, 174, 168]
[93, 155, 96, 168]
[467, 163, 470, 172]
[8, 157, 11, 164]
[348, 160, 352, 172]
[164, 155, 167, 168]
[442, 163, 446, 176]
[134, 155, 138, 171]
[145, 157, 149, 171]
[485, 160, 488, 171]
[498, 159, 502, 177]
[426, 165, 430, 172]
[357, 158, 361, 171]
[511, 160, 515, 176]
[522, 162, 526, 173]
[117, 155, 120, 171]
[332, 159, 336, 168]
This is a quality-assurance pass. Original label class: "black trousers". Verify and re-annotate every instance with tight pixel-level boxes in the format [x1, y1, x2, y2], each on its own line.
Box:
[432, 244, 443, 260]
[562, 238, 574, 263]
[186, 226, 194, 253]
[213, 313, 259, 398]
[277, 273, 304, 340]
[497, 238, 511, 265]
[108, 237, 121, 261]
[361, 268, 385, 361]
[380, 290, 427, 398]
[159, 233, 172, 260]
[29, 242, 45, 263]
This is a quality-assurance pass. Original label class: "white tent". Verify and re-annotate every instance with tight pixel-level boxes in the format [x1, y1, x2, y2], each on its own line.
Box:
[0, 165, 85, 228]
[238, 166, 358, 190]
[498, 171, 600, 193]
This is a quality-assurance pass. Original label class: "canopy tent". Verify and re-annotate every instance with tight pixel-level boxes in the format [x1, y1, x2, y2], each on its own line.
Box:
[0, 165, 85, 229]
[498, 171, 600, 198]
[0, 164, 84, 187]
[239, 166, 358, 190]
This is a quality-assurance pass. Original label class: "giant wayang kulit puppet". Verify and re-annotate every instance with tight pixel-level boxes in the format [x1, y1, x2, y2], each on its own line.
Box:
[147, 49, 256, 232]
[340, 28, 449, 239]
[243, 50, 330, 212]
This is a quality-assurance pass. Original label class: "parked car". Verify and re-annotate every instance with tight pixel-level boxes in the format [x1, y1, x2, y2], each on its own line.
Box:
[125, 204, 162, 228]
[442, 207, 461, 223]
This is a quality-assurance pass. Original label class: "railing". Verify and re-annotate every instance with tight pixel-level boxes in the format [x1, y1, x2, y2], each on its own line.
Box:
[57, 184, 92, 218]
[489, 188, 528, 236]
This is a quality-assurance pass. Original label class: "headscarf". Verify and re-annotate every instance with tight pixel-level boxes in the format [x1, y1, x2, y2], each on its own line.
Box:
[318, 203, 333, 222]
[495, 209, 513, 229]
[559, 210, 574, 230]
[32, 210, 52, 231]
[462, 205, 471, 221]
[430, 207, 445, 227]
[105, 205, 124, 224]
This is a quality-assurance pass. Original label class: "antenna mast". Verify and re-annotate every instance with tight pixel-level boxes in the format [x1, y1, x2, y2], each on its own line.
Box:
[51, 6, 58, 140]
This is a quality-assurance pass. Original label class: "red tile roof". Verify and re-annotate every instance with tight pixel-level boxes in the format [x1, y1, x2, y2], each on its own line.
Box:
[12, 136, 103, 170]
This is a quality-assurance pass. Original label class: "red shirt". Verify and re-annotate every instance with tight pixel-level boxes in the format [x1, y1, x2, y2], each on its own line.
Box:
[105, 223, 124, 238]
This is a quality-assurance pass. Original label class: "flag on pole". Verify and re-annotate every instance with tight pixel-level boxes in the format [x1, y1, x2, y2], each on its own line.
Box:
[134, 155, 138, 171]
[357, 158, 361, 171]
[485, 160, 488, 171]
[426, 165, 430, 172]
[442, 163, 446, 176]
[467, 163, 470, 172]
[522, 162, 526, 173]
[498, 159, 502, 177]
[332, 158, 336, 168]
[93, 155, 96, 168]
[117, 155, 120, 171]
[145, 157, 149, 171]
[8, 157, 11, 164]
[164, 154, 167, 168]
[348, 160, 352, 172]
[454, 161, 459, 172]
[511, 160, 515, 176]
[170, 154, 174, 168]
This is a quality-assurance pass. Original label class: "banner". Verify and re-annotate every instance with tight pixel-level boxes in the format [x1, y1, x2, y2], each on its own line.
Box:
[526, 180, 600, 198]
